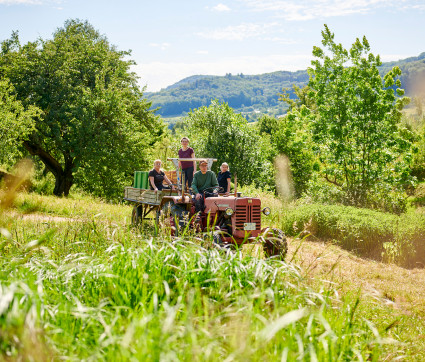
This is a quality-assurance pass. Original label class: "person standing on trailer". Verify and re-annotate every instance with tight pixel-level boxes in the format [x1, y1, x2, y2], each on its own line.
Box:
[178, 137, 196, 189]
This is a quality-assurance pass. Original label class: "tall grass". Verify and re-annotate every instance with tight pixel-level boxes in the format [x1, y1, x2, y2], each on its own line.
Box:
[0, 173, 418, 360]
[0, 213, 405, 360]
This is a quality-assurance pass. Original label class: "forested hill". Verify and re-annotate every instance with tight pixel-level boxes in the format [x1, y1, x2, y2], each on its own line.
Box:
[145, 52, 425, 121]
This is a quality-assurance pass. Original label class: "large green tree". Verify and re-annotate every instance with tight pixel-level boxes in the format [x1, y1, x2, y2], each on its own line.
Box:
[309, 25, 412, 206]
[0, 20, 162, 197]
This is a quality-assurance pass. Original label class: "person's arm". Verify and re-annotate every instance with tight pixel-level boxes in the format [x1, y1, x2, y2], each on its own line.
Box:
[226, 178, 231, 194]
[149, 176, 157, 191]
[191, 172, 199, 194]
[191, 150, 196, 174]
[164, 175, 175, 189]
[210, 172, 219, 188]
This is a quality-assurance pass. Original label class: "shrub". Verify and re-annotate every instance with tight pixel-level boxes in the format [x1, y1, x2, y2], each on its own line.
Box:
[280, 203, 425, 267]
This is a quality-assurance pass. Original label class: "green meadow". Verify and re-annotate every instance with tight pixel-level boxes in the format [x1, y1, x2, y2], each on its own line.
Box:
[2, 191, 425, 360]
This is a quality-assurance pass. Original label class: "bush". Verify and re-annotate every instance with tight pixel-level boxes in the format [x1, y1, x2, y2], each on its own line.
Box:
[280, 203, 425, 267]
[304, 177, 408, 214]
[30, 173, 55, 195]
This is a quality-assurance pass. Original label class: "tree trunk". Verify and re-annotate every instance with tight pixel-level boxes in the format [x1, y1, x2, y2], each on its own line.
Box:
[23, 140, 74, 196]
[52, 165, 74, 196]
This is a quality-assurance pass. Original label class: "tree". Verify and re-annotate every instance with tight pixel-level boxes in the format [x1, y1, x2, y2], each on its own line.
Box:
[0, 79, 40, 167]
[184, 100, 266, 186]
[258, 94, 316, 198]
[308, 25, 412, 206]
[0, 20, 162, 197]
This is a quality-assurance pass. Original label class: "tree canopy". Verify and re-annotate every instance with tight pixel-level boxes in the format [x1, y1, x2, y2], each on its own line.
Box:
[308, 25, 412, 207]
[0, 19, 163, 197]
[0, 79, 40, 166]
[183, 100, 266, 186]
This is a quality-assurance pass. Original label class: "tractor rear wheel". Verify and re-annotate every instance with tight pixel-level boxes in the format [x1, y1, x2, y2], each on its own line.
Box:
[263, 228, 287, 260]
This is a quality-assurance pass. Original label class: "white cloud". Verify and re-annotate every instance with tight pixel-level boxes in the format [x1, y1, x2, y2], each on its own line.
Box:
[197, 22, 279, 41]
[149, 43, 170, 51]
[196, 50, 209, 55]
[239, 0, 424, 20]
[0, 0, 42, 4]
[212, 3, 231, 12]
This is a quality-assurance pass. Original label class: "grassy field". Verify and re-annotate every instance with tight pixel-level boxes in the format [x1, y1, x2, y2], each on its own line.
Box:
[1, 190, 425, 360]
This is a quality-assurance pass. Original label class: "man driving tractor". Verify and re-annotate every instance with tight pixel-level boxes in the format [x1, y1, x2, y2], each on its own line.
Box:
[191, 159, 219, 213]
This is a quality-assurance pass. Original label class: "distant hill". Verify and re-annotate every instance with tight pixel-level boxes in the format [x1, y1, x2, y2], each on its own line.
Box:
[145, 52, 425, 123]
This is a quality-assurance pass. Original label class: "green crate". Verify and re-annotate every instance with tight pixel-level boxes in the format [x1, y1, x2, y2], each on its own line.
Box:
[134, 171, 149, 189]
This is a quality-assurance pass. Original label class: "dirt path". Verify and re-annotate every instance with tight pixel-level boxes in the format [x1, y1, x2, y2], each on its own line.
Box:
[288, 237, 425, 316]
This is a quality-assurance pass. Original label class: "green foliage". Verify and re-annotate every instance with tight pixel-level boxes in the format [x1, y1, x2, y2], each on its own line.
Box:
[147, 53, 425, 123]
[309, 25, 413, 206]
[0, 79, 40, 167]
[184, 100, 268, 186]
[147, 71, 308, 119]
[280, 202, 425, 267]
[0, 20, 163, 198]
[410, 127, 425, 181]
[258, 88, 317, 198]
[273, 110, 316, 198]
[304, 176, 409, 214]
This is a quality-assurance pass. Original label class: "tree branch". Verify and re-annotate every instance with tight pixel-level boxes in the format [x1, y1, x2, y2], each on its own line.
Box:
[324, 173, 342, 187]
[22, 140, 63, 177]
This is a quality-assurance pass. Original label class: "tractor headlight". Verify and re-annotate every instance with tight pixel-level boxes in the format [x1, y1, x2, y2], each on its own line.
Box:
[262, 207, 271, 216]
[225, 208, 234, 216]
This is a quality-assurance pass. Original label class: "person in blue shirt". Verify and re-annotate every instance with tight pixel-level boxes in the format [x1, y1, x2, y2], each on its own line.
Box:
[217, 162, 231, 195]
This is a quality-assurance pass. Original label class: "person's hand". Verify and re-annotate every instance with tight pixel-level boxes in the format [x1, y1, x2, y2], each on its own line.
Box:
[154, 188, 158, 193]
[195, 193, 202, 200]
[171, 185, 176, 190]
[225, 192, 230, 196]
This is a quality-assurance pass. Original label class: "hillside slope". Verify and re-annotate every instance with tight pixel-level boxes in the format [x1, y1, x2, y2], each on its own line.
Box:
[146, 52, 425, 122]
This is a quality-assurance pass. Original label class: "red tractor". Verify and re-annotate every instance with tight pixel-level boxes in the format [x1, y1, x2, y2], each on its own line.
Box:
[124, 158, 287, 259]
[156, 158, 288, 259]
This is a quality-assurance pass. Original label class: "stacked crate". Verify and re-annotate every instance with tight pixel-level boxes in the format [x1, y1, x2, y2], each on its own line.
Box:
[164, 170, 178, 185]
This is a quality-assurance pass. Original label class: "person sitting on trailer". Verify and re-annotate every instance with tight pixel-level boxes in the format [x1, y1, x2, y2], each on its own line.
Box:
[217, 162, 231, 195]
[191, 159, 219, 213]
[149, 160, 175, 192]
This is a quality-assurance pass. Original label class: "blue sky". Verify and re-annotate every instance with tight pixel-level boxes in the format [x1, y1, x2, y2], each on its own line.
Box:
[1, 0, 424, 92]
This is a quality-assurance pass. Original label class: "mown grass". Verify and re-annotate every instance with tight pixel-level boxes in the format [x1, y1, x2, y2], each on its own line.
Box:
[0, 191, 414, 360]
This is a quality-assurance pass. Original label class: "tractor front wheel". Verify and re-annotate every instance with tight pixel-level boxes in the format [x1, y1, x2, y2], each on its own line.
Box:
[263, 228, 287, 260]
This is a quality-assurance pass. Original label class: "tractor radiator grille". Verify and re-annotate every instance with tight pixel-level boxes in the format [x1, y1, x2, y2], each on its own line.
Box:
[235, 203, 261, 230]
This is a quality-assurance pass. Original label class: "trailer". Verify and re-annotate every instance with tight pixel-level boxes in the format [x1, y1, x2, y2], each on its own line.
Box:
[123, 158, 216, 225]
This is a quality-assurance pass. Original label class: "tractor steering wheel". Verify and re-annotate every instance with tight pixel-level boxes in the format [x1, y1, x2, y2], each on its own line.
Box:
[201, 186, 225, 195]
